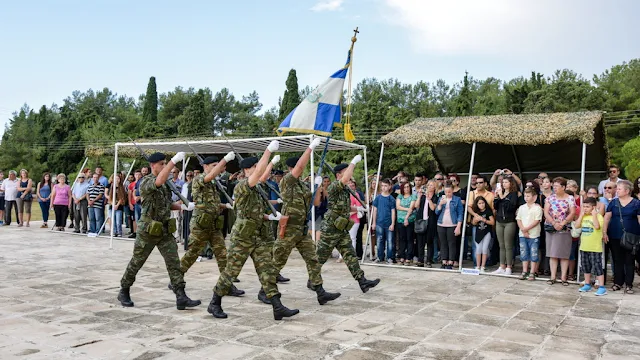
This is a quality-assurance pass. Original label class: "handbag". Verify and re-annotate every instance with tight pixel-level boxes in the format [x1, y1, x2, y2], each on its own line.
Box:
[414, 219, 428, 234]
[617, 199, 640, 255]
[570, 221, 582, 238]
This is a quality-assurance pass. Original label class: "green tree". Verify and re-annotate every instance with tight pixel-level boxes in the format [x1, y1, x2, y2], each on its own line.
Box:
[621, 136, 640, 181]
[278, 69, 301, 121]
[178, 89, 207, 136]
[142, 76, 158, 124]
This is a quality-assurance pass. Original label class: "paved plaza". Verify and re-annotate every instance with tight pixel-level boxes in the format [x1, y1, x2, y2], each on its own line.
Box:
[1, 224, 640, 359]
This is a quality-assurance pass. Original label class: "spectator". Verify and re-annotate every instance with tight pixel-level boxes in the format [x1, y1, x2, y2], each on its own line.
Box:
[392, 171, 407, 193]
[351, 180, 367, 260]
[585, 186, 606, 216]
[493, 176, 520, 275]
[71, 173, 89, 233]
[600, 180, 617, 279]
[448, 173, 464, 202]
[345, 179, 364, 258]
[603, 180, 640, 294]
[371, 179, 396, 264]
[467, 176, 495, 267]
[416, 180, 437, 267]
[490, 169, 522, 193]
[109, 173, 126, 237]
[51, 173, 71, 231]
[413, 174, 425, 195]
[36, 172, 53, 228]
[566, 181, 581, 282]
[544, 177, 576, 286]
[598, 164, 622, 196]
[0, 170, 4, 225]
[127, 169, 142, 238]
[1, 170, 19, 226]
[435, 183, 464, 269]
[472, 196, 494, 272]
[311, 176, 330, 239]
[434, 172, 445, 195]
[396, 182, 417, 265]
[181, 170, 194, 247]
[15, 169, 33, 227]
[87, 173, 105, 234]
[576, 197, 607, 295]
[516, 187, 543, 280]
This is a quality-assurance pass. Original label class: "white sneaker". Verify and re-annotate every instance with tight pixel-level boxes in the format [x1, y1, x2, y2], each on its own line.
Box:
[493, 268, 505, 274]
[505, 268, 512, 275]
[474, 266, 479, 270]
[481, 267, 486, 273]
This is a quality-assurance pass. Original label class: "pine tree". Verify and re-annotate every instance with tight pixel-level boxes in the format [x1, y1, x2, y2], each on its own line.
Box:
[143, 76, 158, 124]
[179, 89, 207, 136]
[278, 69, 301, 121]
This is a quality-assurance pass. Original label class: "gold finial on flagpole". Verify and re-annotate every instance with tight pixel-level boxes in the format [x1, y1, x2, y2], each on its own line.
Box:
[352, 27, 359, 43]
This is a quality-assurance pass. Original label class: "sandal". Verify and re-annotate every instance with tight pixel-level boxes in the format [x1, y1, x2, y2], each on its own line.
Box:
[612, 284, 622, 291]
[547, 279, 556, 285]
[567, 275, 575, 281]
[626, 287, 634, 294]
[519, 272, 530, 280]
[562, 281, 570, 286]
[528, 273, 537, 281]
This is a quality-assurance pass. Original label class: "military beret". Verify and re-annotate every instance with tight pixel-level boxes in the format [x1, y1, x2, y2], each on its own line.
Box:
[239, 157, 259, 169]
[273, 170, 284, 176]
[285, 157, 299, 168]
[333, 163, 348, 173]
[202, 156, 219, 165]
[148, 152, 166, 163]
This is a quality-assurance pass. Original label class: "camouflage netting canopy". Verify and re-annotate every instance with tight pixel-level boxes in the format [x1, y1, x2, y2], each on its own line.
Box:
[380, 111, 609, 180]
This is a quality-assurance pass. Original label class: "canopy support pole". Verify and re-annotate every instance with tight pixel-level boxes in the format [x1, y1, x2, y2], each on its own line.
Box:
[577, 142, 587, 282]
[363, 146, 370, 260]
[110, 145, 119, 250]
[511, 145, 523, 180]
[363, 142, 384, 264]
[310, 139, 316, 242]
[458, 142, 476, 271]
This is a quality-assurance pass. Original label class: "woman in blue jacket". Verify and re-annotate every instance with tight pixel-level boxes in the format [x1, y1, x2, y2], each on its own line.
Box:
[435, 183, 464, 269]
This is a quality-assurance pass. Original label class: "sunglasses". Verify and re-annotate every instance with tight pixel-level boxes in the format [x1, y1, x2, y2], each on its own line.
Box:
[609, 170, 618, 173]
[475, 181, 484, 184]
[605, 186, 615, 189]
[435, 178, 444, 181]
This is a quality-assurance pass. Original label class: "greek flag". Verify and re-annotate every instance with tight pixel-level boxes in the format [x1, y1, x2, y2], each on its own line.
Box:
[276, 50, 351, 137]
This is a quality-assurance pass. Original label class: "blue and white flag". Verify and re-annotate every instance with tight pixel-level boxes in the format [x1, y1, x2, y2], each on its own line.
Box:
[277, 51, 351, 137]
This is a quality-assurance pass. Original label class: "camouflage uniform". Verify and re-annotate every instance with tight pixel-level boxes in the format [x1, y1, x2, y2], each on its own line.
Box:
[180, 174, 228, 274]
[317, 180, 365, 280]
[121, 174, 185, 289]
[213, 179, 279, 298]
[273, 173, 323, 286]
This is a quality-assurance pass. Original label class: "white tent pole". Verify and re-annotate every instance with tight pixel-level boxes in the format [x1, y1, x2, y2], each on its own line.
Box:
[458, 142, 476, 271]
[577, 142, 587, 282]
[124, 160, 136, 181]
[110, 145, 119, 250]
[363, 142, 384, 263]
[310, 136, 316, 242]
[70, 157, 89, 191]
[363, 146, 370, 260]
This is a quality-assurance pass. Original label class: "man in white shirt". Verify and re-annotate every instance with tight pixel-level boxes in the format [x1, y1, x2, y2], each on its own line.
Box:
[598, 164, 622, 196]
[72, 174, 90, 233]
[1, 170, 19, 225]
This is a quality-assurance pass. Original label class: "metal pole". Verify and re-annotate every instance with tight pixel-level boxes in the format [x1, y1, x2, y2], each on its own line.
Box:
[110, 145, 118, 250]
[458, 142, 476, 271]
[310, 136, 316, 242]
[510, 145, 523, 180]
[577, 142, 587, 282]
[70, 157, 89, 191]
[363, 146, 370, 260]
[124, 160, 136, 182]
[363, 142, 384, 263]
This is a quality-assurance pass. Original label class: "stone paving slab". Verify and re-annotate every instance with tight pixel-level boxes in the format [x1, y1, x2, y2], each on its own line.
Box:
[1, 223, 640, 359]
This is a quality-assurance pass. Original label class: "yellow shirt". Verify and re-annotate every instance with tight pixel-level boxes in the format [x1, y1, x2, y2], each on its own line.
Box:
[580, 214, 604, 253]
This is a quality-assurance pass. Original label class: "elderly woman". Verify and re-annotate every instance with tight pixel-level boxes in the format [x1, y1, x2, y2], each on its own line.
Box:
[416, 180, 438, 267]
[50, 173, 72, 231]
[435, 183, 464, 269]
[1, 170, 19, 225]
[544, 177, 576, 286]
[603, 180, 640, 294]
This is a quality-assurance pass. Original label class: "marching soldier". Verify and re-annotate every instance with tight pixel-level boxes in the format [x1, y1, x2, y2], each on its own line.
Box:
[316, 155, 380, 292]
[272, 137, 341, 305]
[118, 151, 201, 310]
[167, 153, 245, 297]
[208, 141, 299, 320]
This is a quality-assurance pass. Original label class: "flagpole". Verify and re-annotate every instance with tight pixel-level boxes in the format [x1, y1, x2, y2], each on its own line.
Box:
[343, 27, 358, 142]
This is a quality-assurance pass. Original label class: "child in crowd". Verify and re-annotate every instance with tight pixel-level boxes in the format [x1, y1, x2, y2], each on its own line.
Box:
[576, 197, 607, 296]
[371, 179, 396, 264]
[516, 187, 543, 280]
[472, 196, 494, 272]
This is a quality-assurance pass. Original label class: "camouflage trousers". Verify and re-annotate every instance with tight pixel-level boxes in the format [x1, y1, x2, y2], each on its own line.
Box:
[214, 222, 279, 298]
[121, 231, 185, 290]
[316, 229, 364, 281]
[273, 224, 323, 287]
[180, 224, 227, 274]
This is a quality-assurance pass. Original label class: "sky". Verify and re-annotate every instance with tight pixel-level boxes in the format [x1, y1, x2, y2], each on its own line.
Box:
[1, 0, 639, 137]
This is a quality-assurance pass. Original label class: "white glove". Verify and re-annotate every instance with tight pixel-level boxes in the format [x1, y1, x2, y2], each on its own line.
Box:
[267, 140, 280, 152]
[225, 203, 233, 210]
[351, 154, 362, 165]
[357, 206, 367, 213]
[277, 198, 283, 204]
[181, 202, 195, 211]
[314, 176, 322, 185]
[171, 152, 186, 164]
[223, 152, 235, 163]
[271, 155, 281, 165]
[309, 138, 321, 150]
[268, 212, 282, 221]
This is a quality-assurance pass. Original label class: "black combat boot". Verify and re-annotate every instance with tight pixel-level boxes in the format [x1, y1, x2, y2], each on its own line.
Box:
[175, 287, 202, 310]
[306, 279, 314, 291]
[229, 285, 245, 297]
[167, 283, 173, 291]
[207, 292, 227, 319]
[276, 274, 290, 283]
[271, 294, 299, 320]
[314, 284, 341, 305]
[258, 288, 271, 304]
[117, 287, 134, 307]
[358, 276, 381, 293]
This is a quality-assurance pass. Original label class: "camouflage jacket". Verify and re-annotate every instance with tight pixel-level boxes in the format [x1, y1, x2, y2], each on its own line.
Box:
[191, 174, 220, 217]
[139, 174, 173, 224]
[233, 179, 266, 222]
[280, 173, 311, 226]
[325, 180, 350, 220]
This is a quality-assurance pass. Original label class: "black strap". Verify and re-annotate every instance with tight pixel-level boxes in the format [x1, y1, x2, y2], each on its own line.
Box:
[616, 198, 626, 231]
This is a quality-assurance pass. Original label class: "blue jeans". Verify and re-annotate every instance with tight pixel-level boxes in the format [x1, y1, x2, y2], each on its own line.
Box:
[39, 201, 50, 223]
[88, 207, 104, 233]
[113, 209, 123, 235]
[376, 225, 395, 261]
[519, 237, 540, 262]
[134, 204, 142, 221]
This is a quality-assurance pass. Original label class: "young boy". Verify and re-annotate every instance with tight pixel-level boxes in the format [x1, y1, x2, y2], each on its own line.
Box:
[371, 179, 396, 264]
[516, 187, 543, 280]
[577, 197, 607, 296]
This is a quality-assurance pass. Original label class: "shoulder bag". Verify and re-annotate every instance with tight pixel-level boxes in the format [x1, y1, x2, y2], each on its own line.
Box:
[617, 199, 640, 255]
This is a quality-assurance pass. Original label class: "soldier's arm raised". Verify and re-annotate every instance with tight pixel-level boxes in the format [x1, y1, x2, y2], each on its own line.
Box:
[155, 152, 185, 187]
[204, 152, 235, 184]
[292, 138, 321, 179]
[248, 141, 279, 188]
[340, 154, 362, 185]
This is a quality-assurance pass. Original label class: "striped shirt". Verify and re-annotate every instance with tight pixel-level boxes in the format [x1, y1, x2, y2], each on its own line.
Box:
[88, 183, 105, 208]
